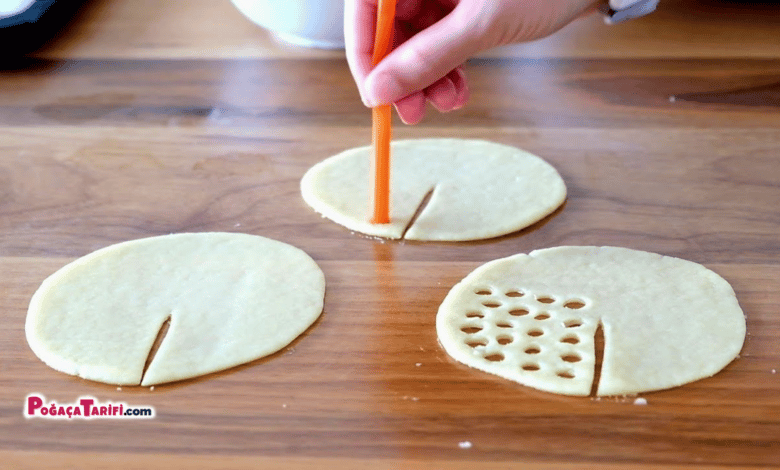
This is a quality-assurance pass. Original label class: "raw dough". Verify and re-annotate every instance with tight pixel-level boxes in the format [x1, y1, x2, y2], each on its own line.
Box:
[26, 232, 325, 386]
[301, 139, 566, 241]
[437, 246, 745, 396]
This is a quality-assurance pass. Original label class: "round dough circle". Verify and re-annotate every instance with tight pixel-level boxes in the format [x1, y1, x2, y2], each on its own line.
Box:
[301, 139, 567, 241]
[26, 232, 325, 386]
[437, 246, 745, 396]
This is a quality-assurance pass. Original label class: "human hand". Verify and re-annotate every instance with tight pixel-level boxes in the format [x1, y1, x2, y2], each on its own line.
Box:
[345, 0, 599, 124]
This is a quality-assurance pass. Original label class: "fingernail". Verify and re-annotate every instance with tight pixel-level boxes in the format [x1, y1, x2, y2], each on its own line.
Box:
[367, 72, 403, 107]
[453, 90, 468, 110]
[454, 84, 469, 110]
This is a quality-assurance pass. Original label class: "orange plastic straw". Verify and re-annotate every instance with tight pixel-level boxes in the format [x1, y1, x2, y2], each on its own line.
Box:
[369, 0, 396, 224]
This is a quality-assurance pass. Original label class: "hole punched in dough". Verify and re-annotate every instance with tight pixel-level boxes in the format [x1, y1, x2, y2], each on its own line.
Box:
[485, 354, 505, 362]
[497, 335, 514, 345]
[561, 335, 581, 345]
[436, 246, 746, 397]
[536, 295, 556, 304]
[557, 370, 576, 379]
[461, 326, 483, 334]
[564, 299, 586, 309]
[561, 353, 582, 363]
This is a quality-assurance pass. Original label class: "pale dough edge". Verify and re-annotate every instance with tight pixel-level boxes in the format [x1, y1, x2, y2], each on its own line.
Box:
[437, 246, 746, 396]
[596, 254, 746, 396]
[139, 237, 326, 386]
[436, 253, 593, 396]
[301, 139, 567, 241]
[300, 148, 406, 239]
[26, 239, 162, 385]
[26, 232, 326, 386]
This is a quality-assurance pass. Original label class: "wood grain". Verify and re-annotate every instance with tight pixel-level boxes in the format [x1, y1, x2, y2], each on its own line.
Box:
[2, 0, 780, 468]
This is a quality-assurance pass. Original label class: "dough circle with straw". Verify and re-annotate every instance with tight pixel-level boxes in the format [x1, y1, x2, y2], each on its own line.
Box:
[26, 232, 325, 386]
[437, 246, 746, 396]
[301, 139, 567, 241]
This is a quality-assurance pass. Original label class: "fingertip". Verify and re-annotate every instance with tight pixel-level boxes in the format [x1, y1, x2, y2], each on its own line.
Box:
[394, 91, 426, 125]
[365, 70, 405, 107]
[449, 67, 469, 109]
[360, 92, 371, 108]
[398, 110, 424, 125]
[453, 85, 469, 110]
[425, 77, 458, 112]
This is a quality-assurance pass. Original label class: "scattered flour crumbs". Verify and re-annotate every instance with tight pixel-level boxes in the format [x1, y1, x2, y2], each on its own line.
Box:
[590, 395, 646, 404]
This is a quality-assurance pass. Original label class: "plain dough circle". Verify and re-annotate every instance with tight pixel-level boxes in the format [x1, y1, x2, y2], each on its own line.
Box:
[301, 139, 567, 241]
[437, 246, 746, 396]
[26, 232, 325, 386]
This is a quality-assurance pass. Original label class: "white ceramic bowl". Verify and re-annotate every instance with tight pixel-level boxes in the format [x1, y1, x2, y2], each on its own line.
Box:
[230, 0, 345, 49]
[0, 0, 36, 18]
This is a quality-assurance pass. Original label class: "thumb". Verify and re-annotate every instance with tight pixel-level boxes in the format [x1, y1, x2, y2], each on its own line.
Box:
[363, 6, 483, 107]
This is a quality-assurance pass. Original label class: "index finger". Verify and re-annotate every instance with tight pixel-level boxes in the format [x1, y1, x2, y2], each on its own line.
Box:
[345, 0, 378, 101]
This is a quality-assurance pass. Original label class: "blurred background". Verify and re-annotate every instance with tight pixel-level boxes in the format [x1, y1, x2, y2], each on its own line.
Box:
[0, 0, 777, 61]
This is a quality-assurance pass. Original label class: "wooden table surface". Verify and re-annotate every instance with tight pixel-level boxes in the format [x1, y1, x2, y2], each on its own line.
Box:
[2, 0, 779, 468]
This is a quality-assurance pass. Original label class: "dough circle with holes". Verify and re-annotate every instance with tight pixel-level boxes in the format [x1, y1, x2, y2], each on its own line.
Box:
[301, 139, 567, 241]
[25, 232, 325, 386]
[436, 246, 746, 396]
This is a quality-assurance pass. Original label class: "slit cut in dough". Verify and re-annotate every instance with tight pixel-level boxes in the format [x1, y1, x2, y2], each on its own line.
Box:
[26, 232, 325, 386]
[437, 246, 746, 396]
[301, 139, 567, 241]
